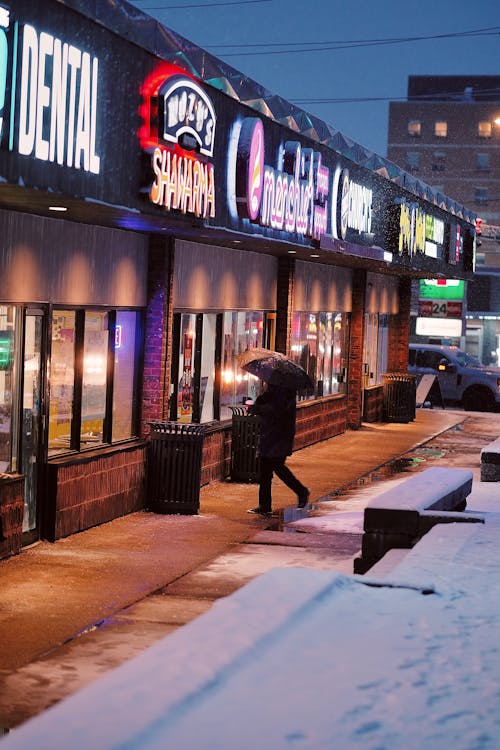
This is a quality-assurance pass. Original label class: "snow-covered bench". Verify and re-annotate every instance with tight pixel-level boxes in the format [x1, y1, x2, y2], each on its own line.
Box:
[354, 466, 480, 574]
[481, 438, 500, 482]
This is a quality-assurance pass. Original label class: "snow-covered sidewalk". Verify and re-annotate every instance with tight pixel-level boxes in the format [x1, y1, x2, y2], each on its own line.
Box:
[2, 483, 500, 750]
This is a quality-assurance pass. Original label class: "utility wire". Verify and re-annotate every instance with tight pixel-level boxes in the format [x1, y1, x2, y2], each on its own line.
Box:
[206, 26, 500, 50]
[138, 0, 270, 9]
[206, 27, 500, 57]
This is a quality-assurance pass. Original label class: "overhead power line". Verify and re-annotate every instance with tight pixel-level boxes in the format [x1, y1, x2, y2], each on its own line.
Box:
[204, 26, 500, 57]
[291, 87, 500, 105]
[138, 0, 270, 9]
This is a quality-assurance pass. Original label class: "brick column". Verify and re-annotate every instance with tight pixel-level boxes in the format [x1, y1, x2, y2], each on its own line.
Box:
[275, 256, 295, 355]
[347, 269, 366, 429]
[141, 235, 175, 435]
[388, 277, 411, 372]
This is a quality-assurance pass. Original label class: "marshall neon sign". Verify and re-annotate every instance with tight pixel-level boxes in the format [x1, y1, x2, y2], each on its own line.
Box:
[230, 117, 374, 244]
[141, 65, 216, 219]
[234, 117, 328, 240]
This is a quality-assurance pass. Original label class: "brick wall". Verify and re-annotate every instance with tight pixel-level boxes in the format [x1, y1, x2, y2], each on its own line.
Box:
[0, 475, 24, 560]
[142, 236, 175, 434]
[363, 385, 384, 423]
[347, 269, 366, 429]
[275, 256, 295, 354]
[388, 278, 411, 372]
[45, 443, 147, 541]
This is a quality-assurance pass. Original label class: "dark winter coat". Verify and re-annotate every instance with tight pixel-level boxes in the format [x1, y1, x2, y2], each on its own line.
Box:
[249, 385, 297, 458]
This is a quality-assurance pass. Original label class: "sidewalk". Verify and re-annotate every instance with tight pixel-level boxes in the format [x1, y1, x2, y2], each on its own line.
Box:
[0, 408, 494, 731]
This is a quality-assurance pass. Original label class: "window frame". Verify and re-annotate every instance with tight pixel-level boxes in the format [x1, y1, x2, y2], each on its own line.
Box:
[407, 120, 422, 138]
[434, 121, 448, 138]
[48, 305, 143, 457]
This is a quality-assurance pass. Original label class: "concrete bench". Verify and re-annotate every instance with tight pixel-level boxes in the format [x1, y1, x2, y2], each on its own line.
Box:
[354, 467, 481, 574]
[481, 438, 500, 482]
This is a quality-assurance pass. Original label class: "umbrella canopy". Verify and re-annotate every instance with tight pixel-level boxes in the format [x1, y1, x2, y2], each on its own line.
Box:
[237, 348, 313, 391]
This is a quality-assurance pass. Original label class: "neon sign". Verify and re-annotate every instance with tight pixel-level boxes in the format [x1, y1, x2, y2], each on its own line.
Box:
[141, 65, 216, 220]
[233, 117, 328, 240]
[333, 168, 373, 240]
[150, 148, 215, 218]
[4, 20, 101, 172]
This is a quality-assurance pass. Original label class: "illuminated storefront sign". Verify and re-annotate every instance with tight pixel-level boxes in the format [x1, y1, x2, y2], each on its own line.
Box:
[331, 167, 373, 241]
[233, 117, 327, 239]
[1, 11, 101, 173]
[418, 279, 464, 320]
[142, 66, 216, 219]
[230, 120, 375, 245]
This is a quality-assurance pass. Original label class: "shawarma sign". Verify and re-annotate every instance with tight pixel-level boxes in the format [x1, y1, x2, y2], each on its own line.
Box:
[140, 64, 216, 219]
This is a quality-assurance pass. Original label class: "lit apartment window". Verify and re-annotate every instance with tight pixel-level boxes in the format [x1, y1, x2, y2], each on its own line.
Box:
[406, 151, 420, 171]
[434, 121, 447, 137]
[478, 122, 492, 138]
[474, 187, 488, 206]
[408, 120, 421, 137]
[476, 153, 490, 171]
[432, 152, 446, 172]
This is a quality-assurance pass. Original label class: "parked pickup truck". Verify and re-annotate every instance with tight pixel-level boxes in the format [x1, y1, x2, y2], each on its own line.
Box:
[408, 343, 500, 411]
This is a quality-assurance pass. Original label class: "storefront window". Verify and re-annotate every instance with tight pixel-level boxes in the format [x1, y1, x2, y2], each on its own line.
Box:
[49, 308, 141, 456]
[363, 313, 390, 387]
[81, 312, 108, 446]
[200, 314, 217, 423]
[177, 314, 197, 423]
[173, 310, 266, 423]
[49, 311, 76, 453]
[220, 311, 263, 419]
[291, 311, 349, 398]
[0, 305, 19, 473]
[112, 311, 139, 441]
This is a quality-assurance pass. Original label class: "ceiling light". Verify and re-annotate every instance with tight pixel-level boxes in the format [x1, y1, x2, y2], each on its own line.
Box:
[49, 205, 67, 212]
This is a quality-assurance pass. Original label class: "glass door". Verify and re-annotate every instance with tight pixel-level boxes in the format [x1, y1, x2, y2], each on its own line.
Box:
[21, 311, 44, 539]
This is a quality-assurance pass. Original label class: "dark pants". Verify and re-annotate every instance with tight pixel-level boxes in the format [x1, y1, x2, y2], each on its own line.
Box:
[258, 456, 308, 512]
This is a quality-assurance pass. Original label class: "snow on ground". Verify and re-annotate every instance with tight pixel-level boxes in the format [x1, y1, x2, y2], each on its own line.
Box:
[3, 478, 500, 750]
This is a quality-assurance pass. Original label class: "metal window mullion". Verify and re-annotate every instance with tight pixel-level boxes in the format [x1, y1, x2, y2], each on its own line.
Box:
[71, 310, 85, 451]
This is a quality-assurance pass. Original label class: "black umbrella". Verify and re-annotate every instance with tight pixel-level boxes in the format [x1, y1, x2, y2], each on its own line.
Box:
[237, 348, 313, 391]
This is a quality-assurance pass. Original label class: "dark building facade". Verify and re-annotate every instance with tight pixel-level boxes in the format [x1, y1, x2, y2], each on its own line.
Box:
[0, 2, 476, 558]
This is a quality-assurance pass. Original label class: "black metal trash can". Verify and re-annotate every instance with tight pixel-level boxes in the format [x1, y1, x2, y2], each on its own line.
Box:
[382, 373, 417, 423]
[230, 406, 261, 483]
[147, 422, 207, 514]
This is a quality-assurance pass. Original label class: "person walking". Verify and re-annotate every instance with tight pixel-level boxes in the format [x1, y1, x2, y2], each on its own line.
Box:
[247, 383, 310, 517]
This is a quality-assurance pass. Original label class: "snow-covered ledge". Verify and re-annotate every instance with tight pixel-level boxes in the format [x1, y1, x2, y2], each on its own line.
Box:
[354, 467, 475, 574]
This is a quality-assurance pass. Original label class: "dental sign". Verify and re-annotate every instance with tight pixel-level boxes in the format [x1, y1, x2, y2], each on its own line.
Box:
[142, 67, 216, 219]
[0, 9, 100, 173]
[231, 117, 373, 243]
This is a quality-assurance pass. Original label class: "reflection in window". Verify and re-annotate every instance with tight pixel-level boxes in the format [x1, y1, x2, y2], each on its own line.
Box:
[432, 151, 446, 171]
[434, 121, 447, 137]
[177, 314, 197, 423]
[478, 122, 492, 138]
[363, 313, 390, 387]
[476, 153, 490, 171]
[49, 308, 141, 456]
[406, 151, 420, 171]
[81, 312, 108, 446]
[0, 306, 19, 473]
[408, 120, 421, 137]
[220, 311, 263, 420]
[291, 311, 349, 398]
[112, 311, 139, 441]
[49, 311, 76, 454]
